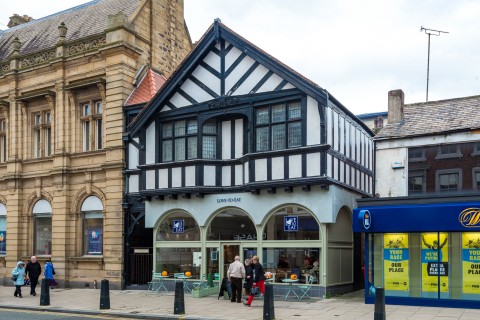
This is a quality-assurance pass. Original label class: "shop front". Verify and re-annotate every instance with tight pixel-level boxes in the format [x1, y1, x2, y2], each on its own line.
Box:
[354, 195, 480, 308]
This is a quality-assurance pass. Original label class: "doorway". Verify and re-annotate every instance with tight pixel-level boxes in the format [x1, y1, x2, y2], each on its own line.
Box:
[221, 244, 240, 279]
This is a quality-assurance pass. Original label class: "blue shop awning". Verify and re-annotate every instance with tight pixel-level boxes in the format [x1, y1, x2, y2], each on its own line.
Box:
[353, 202, 480, 233]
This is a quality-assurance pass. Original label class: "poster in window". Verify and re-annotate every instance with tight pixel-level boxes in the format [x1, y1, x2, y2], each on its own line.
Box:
[88, 228, 103, 254]
[462, 233, 480, 295]
[421, 232, 449, 294]
[0, 231, 5, 255]
[384, 233, 409, 292]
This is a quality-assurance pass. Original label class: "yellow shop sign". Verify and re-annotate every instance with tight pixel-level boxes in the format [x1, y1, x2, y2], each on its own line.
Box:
[459, 208, 480, 228]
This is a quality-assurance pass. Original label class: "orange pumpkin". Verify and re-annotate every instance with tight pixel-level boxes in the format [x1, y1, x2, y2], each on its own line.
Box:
[290, 274, 298, 280]
[161, 271, 168, 277]
[265, 272, 272, 279]
[185, 271, 192, 277]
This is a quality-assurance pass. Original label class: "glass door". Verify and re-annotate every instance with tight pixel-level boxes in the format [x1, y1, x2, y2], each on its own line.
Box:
[221, 244, 240, 280]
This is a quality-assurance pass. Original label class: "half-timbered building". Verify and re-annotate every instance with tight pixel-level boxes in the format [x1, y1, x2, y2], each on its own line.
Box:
[125, 20, 374, 296]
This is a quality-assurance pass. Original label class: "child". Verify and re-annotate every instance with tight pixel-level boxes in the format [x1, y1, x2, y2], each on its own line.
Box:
[12, 261, 26, 298]
[44, 259, 57, 289]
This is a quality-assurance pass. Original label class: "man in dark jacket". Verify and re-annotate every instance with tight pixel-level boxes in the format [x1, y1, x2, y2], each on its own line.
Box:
[25, 256, 41, 296]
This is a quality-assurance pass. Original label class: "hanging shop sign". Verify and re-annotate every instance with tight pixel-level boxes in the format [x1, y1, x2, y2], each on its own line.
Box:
[384, 233, 409, 292]
[421, 232, 449, 293]
[172, 219, 184, 233]
[284, 216, 298, 232]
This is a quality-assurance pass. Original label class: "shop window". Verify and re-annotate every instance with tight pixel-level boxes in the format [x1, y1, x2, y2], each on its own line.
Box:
[156, 211, 200, 241]
[32, 111, 51, 158]
[262, 248, 319, 283]
[263, 206, 319, 241]
[435, 144, 462, 160]
[408, 171, 426, 195]
[206, 209, 255, 241]
[255, 101, 302, 152]
[155, 247, 201, 277]
[408, 148, 425, 162]
[436, 169, 462, 192]
[0, 203, 6, 255]
[81, 196, 103, 255]
[161, 119, 197, 162]
[0, 119, 6, 162]
[33, 199, 52, 256]
[80, 101, 103, 151]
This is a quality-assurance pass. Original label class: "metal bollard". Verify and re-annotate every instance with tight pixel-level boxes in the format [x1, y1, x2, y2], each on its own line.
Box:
[174, 281, 185, 315]
[263, 283, 275, 320]
[99, 279, 110, 310]
[374, 287, 386, 320]
[40, 278, 50, 306]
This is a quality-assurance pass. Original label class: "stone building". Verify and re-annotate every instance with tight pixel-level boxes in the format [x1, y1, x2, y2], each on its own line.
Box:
[0, 0, 191, 289]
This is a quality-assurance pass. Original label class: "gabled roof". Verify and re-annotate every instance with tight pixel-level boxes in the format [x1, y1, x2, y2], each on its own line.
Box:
[124, 68, 166, 107]
[376, 95, 480, 139]
[128, 20, 371, 136]
[0, 0, 140, 61]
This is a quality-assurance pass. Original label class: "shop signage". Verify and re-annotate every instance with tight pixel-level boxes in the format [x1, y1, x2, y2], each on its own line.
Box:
[216, 197, 241, 204]
[284, 216, 298, 232]
[421, 232, 449, 293]
[462, 232, 480, 295]
[172, 219, 184, 233]
[458, 208, 480, 228]
[384, 233, 409, 292]
[426, 262, 448, 276]
[360, 210, 371, 229]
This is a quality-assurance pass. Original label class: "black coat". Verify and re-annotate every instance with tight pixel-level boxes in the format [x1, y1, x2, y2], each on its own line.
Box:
[244, 264, 254, 290]
[252, 262, 266, 282]
[26, 261, 42, 278]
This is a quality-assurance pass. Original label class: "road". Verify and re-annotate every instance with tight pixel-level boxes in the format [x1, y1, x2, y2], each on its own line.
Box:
[0, 308, 138, 320]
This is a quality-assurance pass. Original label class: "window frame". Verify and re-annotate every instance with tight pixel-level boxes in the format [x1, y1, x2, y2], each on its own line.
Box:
[472, 167, 480, 190]
[435, 144, 462, 160]
[161, 119, 198, 162]
[435, 168, 462, 192]
[408, 170, 426, 195]
[408, 148, 426, 162]
[80, 100, 103, 152]
[31, 111, 52, 158]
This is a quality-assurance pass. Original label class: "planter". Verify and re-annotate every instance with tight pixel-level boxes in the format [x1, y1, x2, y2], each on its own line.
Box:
[192, 286, 218, 298]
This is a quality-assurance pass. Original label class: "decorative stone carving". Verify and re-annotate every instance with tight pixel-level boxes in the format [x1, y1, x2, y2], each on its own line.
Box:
[20, 50, 56, 68]
[208, 97, 238, 109]
[58, 22, 68, 42]
[68, 37, 106, 56]
[0, 63, 9, 74]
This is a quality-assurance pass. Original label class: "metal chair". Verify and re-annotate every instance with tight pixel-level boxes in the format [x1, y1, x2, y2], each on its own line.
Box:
[296, 275, 315, 300]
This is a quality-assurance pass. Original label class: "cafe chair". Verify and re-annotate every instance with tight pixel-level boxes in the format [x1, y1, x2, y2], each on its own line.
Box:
[192, 274, 208, 290]
[297, 275, 315, 300]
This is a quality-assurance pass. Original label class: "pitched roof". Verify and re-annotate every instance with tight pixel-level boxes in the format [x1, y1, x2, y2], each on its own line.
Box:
[376, 95, 480, 139]
[125, 68, 166, 107]
[0, 0, 140, 61]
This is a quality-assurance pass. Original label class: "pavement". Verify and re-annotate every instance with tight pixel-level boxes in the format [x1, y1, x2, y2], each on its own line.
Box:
[0, 285, 478, 320]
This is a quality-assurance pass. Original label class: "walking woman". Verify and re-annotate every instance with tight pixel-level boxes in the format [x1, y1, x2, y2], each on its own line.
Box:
[244, 255, 266, 307]
[12, 261, 26, 298]
[44, 259, 57, 289]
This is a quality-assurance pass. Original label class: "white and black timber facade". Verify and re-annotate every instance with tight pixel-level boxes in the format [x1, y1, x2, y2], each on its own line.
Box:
[124, 20, 374, 296]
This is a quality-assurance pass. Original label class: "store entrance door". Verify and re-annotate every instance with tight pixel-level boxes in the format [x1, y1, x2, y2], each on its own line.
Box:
[221, 244, 240, 279]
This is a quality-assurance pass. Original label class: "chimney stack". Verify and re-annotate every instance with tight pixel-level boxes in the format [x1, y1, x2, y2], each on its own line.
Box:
[388, 89, 404, 124]
[7, 14, 33, 28]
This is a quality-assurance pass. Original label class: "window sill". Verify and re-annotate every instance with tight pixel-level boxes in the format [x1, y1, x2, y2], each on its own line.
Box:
[69, 256, 103, 269]
[435, 153, 463, 160]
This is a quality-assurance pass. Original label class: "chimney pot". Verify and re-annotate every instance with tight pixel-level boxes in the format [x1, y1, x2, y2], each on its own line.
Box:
[388, 89, 404, 124]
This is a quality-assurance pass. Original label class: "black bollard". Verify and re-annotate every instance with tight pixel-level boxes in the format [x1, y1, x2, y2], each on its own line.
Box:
[263, 283, 275, 320]
[100, 279, 110, 310]
[374, 287, 386, 320]
[173, 281, 185, 315]
[40, 278, 50, 306]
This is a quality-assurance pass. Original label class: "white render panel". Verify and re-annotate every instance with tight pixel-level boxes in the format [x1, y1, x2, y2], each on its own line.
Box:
[225, 56, 256, 93]
[203, 51, 221, 72]
[340, 160, 345, 183]
[204, 166, 216, 186]
[169, 92, 190, 108]
[180, 78, 214, 104]
[327, 154, 333, 177]
[283, 83, 295, 90]
[159, 169, 169, 189]
[232, 64, 269, 95]
[376, 147, 408, 197]
[128, 174, 139, 193]
[326, 107, 333, 146]
[185, 166, 196, 187]
[235, 164, 243, 185]
[345, 164, 350, 185]
[255, 158, 268, 181]
[192, 65, 221, 96]
[333, 111, 339, 151]
[339, 116, 345, 154]
[234, 119, 243, 158]
[289, 155, 302, 178]
[146, 123, 155, 164]
[244, 162, 249, 183]
[345, 123, 350, 158]
[160, 105, 171, 112]
[271, 157, 284, 180]
[128, 140, 139, 169]
[256, 73, 283, 93]
[215, 42, 221, 50]
[225, 45, 242, 70]
[307, 153, 321, 176]
[333, 157, 338, 180]
[356, 128, 361, 162]
[146, 170, 156, 189]
[172, 168, 182, 188]
[222, 121, 232, 159]
[222, 166, 231, 186]
[306, 97, 321, 146]
[356, 169, 360, 189]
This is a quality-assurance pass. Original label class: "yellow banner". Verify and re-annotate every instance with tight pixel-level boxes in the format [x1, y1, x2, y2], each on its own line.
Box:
[462, 233, 480, 295]
[421, 233, 449, 293]
[384, 233, 409, 291]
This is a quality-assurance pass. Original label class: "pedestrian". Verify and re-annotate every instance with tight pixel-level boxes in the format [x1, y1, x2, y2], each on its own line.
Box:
[11, 261, 26, 298]
[227, 255, 245, 303]
[44, 258, 57, 289]
[244, 255, 266, 307]
[244, 258, 253, 296]
[25, 256, 42, 296]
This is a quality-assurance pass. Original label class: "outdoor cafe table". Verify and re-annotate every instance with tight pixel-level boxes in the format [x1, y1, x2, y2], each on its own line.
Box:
[153, 275, 169, 293]
[281, 278, 299, 300]
[175, 275, 192, 293]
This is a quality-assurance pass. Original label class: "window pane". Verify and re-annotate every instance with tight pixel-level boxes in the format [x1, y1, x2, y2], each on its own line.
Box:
[45, 112, 51, 124]
[95, 102, 103, 114]
[271, 124, 286, 150]
[262, 248, 319, 283]
[256, 127, 269, 151]
[34, 129, 41, 157]
[83, 104, 91, 116]
[271, 104, 286, 122]
[439, 173, 458, 191]
[408, 176, 423, 193]
[156, 213, 200, 242]
[203, 120, 216, 134]
[35, 216, 52, 255]
[45, 128, 51, 156]
[288, 122, 302, 147]
[162, 140, 172, 162]
[187, 120, 198, 134]
[187, 136, 197, 159]
[0, 135, 5, 162]
[156, 247, 201, 277]
[202, 136, 216, 159]
[175, 138, 185, 161]
[34, 114, 41, 125]
[174, 120, 186, 137]
[96, 119, 102, 149]
[83, 121, 90, 151]
[162, 123, 172, 138]
[256, 107, 269, 125]
[440, 145, 457, 155]
[476, 172, 480, 189]
[288, 102, 301, 119]
[83, 215, 103, 255]
[0, 216, 5, 255]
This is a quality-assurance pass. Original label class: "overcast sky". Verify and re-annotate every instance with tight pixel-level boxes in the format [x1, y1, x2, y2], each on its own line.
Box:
[1, 0, 479, 115]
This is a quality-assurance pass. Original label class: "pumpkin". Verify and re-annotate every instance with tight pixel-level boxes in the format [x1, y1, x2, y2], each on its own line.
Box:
[161, 271, 168, 277]
[185, 271, 192, 277]
[265, 272, 272, 279]
[290, 274, 298, 280]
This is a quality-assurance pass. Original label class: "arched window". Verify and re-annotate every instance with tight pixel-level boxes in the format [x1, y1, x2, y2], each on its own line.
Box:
[156, 211, 200, 241]
[81, 196, 103, 255]
[33, 199, 52, 255]
[207, 209, 256, 241]
[0, 203, 6, 255]
[264, 206, 319, 241]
